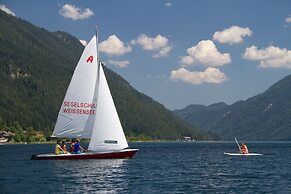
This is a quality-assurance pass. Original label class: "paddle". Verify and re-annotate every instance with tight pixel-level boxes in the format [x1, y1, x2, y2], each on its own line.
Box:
[235, 138, 242, 153]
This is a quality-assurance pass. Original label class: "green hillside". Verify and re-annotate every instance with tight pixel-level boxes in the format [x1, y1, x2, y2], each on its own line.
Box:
[0, 10, 204, 141]
[174, 75, 291, 141]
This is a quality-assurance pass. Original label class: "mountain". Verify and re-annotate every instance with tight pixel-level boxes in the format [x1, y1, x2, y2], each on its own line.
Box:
[174, 75, 291, 140]
[0, 10, 204, 140]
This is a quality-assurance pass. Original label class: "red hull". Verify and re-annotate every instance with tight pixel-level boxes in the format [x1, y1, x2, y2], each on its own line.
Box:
[31, 149, 138, 160]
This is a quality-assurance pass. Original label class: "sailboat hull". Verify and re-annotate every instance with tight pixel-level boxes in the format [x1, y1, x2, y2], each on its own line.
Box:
[31, 149, 138, 160]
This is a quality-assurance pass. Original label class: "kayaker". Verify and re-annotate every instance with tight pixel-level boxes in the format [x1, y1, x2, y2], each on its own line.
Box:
[240, 143, 249, 154]
[73, 139, 84, 154]
[55, 140, 66, 155]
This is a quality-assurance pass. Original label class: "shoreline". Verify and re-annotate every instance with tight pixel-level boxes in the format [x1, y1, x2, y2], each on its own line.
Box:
[2, 140, 291, 145]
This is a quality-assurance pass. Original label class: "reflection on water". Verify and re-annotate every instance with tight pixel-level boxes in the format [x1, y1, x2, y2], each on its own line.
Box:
[53, 159, 127, 193]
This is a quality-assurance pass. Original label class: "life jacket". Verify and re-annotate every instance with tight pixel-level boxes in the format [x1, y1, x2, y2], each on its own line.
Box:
[61, 144, 67, 154]
[241, 144, 248, 154]
[69, 143, 75, 153]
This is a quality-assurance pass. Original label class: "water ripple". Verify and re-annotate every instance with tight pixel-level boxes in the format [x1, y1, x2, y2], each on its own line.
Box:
[0, 142, 291, 193]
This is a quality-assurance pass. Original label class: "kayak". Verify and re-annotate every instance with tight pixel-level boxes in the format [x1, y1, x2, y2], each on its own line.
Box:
[224, 152, 262, 156]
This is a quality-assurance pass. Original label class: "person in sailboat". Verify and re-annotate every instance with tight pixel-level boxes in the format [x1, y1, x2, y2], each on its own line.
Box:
[73, 139, 85, 154]
[61, 141, 68, 154]
[240, 143, 249, 154]
[69, 139, 75, 153]
[55, 140, 66, 155]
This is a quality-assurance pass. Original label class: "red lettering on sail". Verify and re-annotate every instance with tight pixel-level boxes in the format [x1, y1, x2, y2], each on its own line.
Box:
[86, 55, 93, 63]
[63, 101, 97, 115]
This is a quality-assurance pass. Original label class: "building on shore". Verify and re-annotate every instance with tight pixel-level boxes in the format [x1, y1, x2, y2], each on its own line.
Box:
[0, 131, 10, 143]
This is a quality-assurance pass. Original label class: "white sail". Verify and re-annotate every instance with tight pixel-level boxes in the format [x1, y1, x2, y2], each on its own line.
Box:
[88, 63, 129, 152]
[52, 35, 99, 138]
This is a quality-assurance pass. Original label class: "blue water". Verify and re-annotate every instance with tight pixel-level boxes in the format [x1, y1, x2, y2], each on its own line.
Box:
[1, 142, 290, 193]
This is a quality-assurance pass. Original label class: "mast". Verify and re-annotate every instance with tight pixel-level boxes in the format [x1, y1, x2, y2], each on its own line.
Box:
[95, 26, 101, 83]
[96, 26, 99, 64]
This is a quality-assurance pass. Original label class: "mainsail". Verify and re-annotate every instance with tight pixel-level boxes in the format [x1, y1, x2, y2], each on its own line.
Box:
[52, 32, 128, 152]
[52, 35, 98, 138]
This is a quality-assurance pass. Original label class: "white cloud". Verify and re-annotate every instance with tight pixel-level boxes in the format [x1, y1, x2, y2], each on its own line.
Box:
[59, 4, 94, 20]
[259, 51, 291, 68]
[213, 26, 252, 44]
[153, 46, 173, 58]
[131, 34, 168, 50]
[99, 35, 132, 56]
[243, 45, 286, 60]
[285, 16, 291, 23]
[181, 40, 231, 67]
[79, 39, 87, 46]
[171, 67, 227, 84]
[108, 60, 130, 68]
[165, 2, 172, 7]
[0, 4, 16, 16]
[131, 34, 172, 58]
[243, 45, 291, 68]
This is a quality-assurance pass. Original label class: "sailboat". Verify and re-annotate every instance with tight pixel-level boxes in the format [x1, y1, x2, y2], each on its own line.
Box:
[32, 30, 138, 160]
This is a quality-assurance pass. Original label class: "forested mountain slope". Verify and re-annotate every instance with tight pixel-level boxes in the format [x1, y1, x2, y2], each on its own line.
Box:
[174, 75, 291, 140]
[0, 10, 204, 140]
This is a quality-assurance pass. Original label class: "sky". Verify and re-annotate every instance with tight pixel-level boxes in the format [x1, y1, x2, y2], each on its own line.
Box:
[1, 0, 291, 110]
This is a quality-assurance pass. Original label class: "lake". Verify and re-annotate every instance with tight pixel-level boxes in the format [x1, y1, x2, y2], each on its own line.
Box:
[0, 142, 290, 193]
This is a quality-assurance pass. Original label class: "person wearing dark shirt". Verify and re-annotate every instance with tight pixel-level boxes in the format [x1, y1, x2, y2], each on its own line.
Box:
[73, 139, 84, 154]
